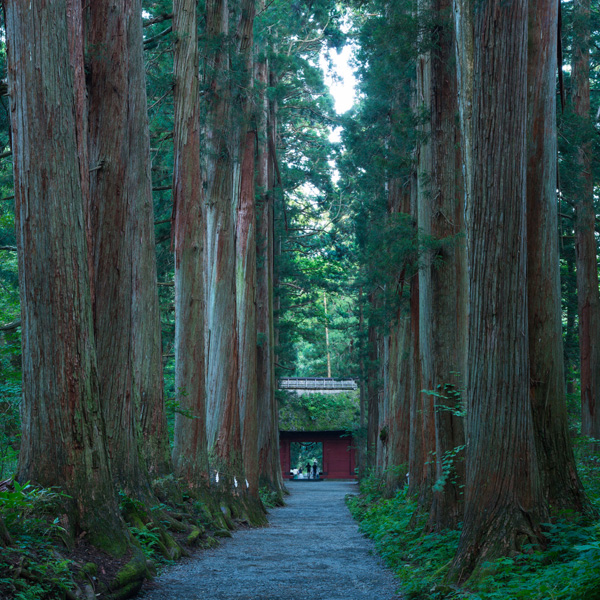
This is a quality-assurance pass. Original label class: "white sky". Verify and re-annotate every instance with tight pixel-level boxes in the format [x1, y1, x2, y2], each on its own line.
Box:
[320, 45, 357, 115]
[320, 44, 358, 144]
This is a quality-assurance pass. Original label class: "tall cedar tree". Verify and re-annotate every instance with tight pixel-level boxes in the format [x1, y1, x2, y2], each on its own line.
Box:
[255, 7, 285, 497]
[571, 0, 600, 444]
[421, 0, 467, 531]
[203, 0, 264, 507]
[86, 0, 170, 492]
[172, 0, 210, 486]
[412, 0, 437, 507]
[5, 0, 128, 553]
[451, 0, 546, 579]
[236, 0, 260, 498]
[527, 0, 590, 512]
[204, 0, 243, 482]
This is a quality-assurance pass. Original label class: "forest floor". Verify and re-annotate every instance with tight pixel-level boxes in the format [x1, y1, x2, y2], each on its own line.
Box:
[138, 480, 402, 600]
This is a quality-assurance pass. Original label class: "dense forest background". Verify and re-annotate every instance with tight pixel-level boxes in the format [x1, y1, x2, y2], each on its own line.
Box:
[1, 0, 600, 598]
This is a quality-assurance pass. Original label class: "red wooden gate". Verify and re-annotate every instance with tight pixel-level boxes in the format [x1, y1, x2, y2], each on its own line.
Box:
[279, 430, 356, 479]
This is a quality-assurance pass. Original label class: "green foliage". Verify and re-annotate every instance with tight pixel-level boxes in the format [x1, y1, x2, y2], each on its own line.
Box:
[278, 390, 360, 431]
[0, 481, 67, 539]
[0, 482, 75, 600]
[348, 469, 600, 599]
[118, 491, 174, 565]
[129, 525, 164, 561]
[259, 487, 282, 509]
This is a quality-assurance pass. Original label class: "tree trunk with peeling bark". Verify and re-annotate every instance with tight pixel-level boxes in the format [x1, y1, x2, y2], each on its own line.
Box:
[235, 0, 261, 500]
[86, 0, 169, 492]
[527, 0, 590, 513]
[172, 0, 209, 487]
[204, 0, 243, 485]
[6, 0, 128, 554]
[571, 0, 600, 445]
[237, 126, 259, 496]
[255, 34, 284, 498]
[450, 0, 545, 580]
[366, 298, 380, 471]
[382, 179, 411, 494]
[420, 0, 467, 531]
[412, 13, 437, 506]
[203, 0, 263, 510]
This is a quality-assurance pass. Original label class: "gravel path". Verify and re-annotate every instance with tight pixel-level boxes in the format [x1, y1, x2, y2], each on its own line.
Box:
[139, 480, 402, 600]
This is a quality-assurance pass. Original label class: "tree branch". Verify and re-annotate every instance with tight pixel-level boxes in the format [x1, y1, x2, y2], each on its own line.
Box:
[0, 319, 21, 332]
[143, 13, 173, 27]
[144, 25, 173, 48]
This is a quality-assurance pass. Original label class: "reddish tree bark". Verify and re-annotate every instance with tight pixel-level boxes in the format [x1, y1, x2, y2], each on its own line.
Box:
[234, 0, 261, 499]
[237, 128, 259, 496]
[407, 273, 430, 500]
[412, 16, 437, 505]
[382, 179, 411, 494]
[527, 0, 589, 512]
[451, 0, 545, 579]
[204, 0, 243, 483]
[571, 0, 600, 445]
[172, 0, 209, 486]
[6, 0, 127, 554]
[421, 0, 467, 530]
[366, 296, 380, 471]
[256, 39, 284, 497]
[86, 0, 169, 492]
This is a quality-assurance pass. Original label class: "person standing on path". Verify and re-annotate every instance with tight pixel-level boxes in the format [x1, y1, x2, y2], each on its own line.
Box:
[312, 461, 318, 479]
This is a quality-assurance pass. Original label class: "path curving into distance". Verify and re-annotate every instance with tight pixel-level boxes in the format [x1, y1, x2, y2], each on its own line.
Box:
[140, 480, 402, 600]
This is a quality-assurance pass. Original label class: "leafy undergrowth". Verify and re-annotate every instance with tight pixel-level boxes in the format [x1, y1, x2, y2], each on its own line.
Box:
[0, 475, 257, 599]
[259, 486, 285, 509]
[347, 458, 600, 600]
[0, 480, 78, 599]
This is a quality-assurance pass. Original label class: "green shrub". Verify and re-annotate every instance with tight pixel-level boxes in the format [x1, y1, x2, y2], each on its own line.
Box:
[347, 470, 600, 599]
[0, 481, 75, 599]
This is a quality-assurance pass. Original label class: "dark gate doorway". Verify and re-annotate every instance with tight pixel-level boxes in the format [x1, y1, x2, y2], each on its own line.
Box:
[289, 441, 323, 478]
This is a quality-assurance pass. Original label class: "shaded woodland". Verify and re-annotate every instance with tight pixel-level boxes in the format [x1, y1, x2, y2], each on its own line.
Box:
[0, 0, 600, 598]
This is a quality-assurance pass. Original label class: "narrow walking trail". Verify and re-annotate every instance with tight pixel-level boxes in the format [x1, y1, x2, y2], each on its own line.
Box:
[140, 480, 402, 600]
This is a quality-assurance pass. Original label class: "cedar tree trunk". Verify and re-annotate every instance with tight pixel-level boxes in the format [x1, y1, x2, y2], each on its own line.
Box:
[87, 0, 169, 491]
[204, 0, 243, 484]
[256, 42, 284, 496]
[172, 0, 209, 486]
[426, 0, 466, 530]
[527, 0, 589, 512]
[571, 0, 600, 444]
[451, 0, 545, 580]
[7, 0, 127, 554]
